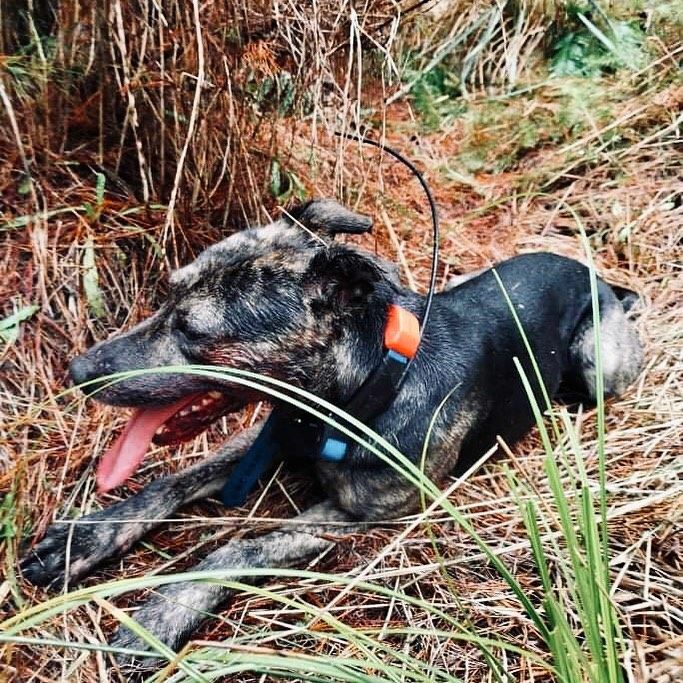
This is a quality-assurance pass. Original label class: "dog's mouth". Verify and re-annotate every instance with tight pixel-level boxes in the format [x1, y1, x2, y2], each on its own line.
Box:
[97, 391, 244, 493]
[151, 391, 243, 447]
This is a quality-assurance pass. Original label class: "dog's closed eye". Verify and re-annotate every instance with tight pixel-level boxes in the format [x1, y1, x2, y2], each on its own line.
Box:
[173, 312, 208, 343]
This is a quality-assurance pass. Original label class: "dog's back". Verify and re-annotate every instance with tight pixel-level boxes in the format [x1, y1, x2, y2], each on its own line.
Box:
[427, 252, 642, 469]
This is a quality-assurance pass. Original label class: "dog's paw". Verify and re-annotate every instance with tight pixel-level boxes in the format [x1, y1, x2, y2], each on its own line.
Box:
[21, 520, 107, 588]
[20, 504, 141, 588]
[109, 627, 165, 675]
[109, 609, 187, 676]
[108, 581, 221, 671]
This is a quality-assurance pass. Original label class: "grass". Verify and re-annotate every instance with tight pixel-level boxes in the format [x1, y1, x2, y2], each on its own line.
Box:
[0, 327, 640, 682]
[496, 225, 624, 682]
[1, 1, 682, 681]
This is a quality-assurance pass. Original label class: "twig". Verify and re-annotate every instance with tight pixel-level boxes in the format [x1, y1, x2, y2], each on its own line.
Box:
[162, 0, 206, 250]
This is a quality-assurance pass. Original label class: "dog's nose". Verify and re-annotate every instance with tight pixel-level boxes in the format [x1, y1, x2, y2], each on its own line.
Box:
[69, 354, 97, 386]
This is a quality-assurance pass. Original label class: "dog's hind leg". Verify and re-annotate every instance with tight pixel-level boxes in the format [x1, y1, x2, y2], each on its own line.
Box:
[20, 420, 264, 588]
[568, 283, 643, 399]
[109, 500, 356, 669]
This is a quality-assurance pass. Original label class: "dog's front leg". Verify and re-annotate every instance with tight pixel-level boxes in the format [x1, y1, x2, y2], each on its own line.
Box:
[20, 421, 264, 589]
[109, 500, 355, 668]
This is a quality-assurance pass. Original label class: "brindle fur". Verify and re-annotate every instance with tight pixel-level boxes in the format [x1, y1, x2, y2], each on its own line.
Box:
[21, 199, 643, 669]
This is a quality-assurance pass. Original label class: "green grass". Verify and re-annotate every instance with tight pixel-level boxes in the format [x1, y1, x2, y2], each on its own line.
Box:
[492, 210, 626, 682]
[550, 10, 648, 78]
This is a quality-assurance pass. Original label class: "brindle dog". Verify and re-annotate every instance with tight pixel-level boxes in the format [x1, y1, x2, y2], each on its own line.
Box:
[21, 199, 642, 665]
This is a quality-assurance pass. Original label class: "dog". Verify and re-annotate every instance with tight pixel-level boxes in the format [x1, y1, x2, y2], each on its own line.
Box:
[21, 199, 643, 666]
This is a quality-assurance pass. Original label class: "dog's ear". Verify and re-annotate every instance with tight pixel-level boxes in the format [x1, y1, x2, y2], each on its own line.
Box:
[305, 247, 384, 310]
[285, 199, 373, 236]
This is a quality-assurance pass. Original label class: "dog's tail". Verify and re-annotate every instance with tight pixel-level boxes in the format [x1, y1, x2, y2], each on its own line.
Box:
[569, 280, 643, 399]
[610, 285, 641, 314]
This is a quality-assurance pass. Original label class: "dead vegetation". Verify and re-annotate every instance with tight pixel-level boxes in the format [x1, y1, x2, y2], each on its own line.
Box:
[1, 1, 681, 681]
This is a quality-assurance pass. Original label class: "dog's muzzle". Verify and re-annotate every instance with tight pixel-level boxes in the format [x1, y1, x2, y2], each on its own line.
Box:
[69, 354, 100, 387]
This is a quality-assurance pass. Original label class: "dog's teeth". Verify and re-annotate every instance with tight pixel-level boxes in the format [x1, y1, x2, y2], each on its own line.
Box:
[155, 426, 165, 435]
[208, 391, 221, 399]
[179, 408, 190, 417]
[191, 404, 201, 412]
[201, 397, 213, 406]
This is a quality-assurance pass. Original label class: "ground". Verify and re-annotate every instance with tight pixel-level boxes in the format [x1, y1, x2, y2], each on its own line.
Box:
[1, 3, 682, 682]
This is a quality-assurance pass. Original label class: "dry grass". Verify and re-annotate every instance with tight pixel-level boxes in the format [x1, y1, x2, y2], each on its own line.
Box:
[1, 1, 682, 681]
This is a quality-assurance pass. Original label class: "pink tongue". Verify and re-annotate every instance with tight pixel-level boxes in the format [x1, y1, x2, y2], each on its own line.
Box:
[96, 396, 198, 493]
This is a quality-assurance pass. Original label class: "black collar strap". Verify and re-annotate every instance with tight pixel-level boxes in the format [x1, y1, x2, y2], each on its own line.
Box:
[318, 304, 420, 461]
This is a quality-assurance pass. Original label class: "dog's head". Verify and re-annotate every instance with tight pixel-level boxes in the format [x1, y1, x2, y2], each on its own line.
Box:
[70, 200, 400, 489]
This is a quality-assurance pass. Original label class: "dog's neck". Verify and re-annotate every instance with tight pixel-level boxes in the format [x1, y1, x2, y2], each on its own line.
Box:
[317, 285, 425, 406]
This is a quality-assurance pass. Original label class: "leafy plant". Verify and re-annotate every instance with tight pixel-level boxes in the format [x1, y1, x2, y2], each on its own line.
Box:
[407, 62, 466, 130]
[0, 490, 25, 610]
[82, 237, 107, 319]
[269, 159, 306, 202]
[551, 12, 647, 77]
[82, 172, 106, 223]
[0, 303, 38, 344]
[244, 70, 304, 117]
